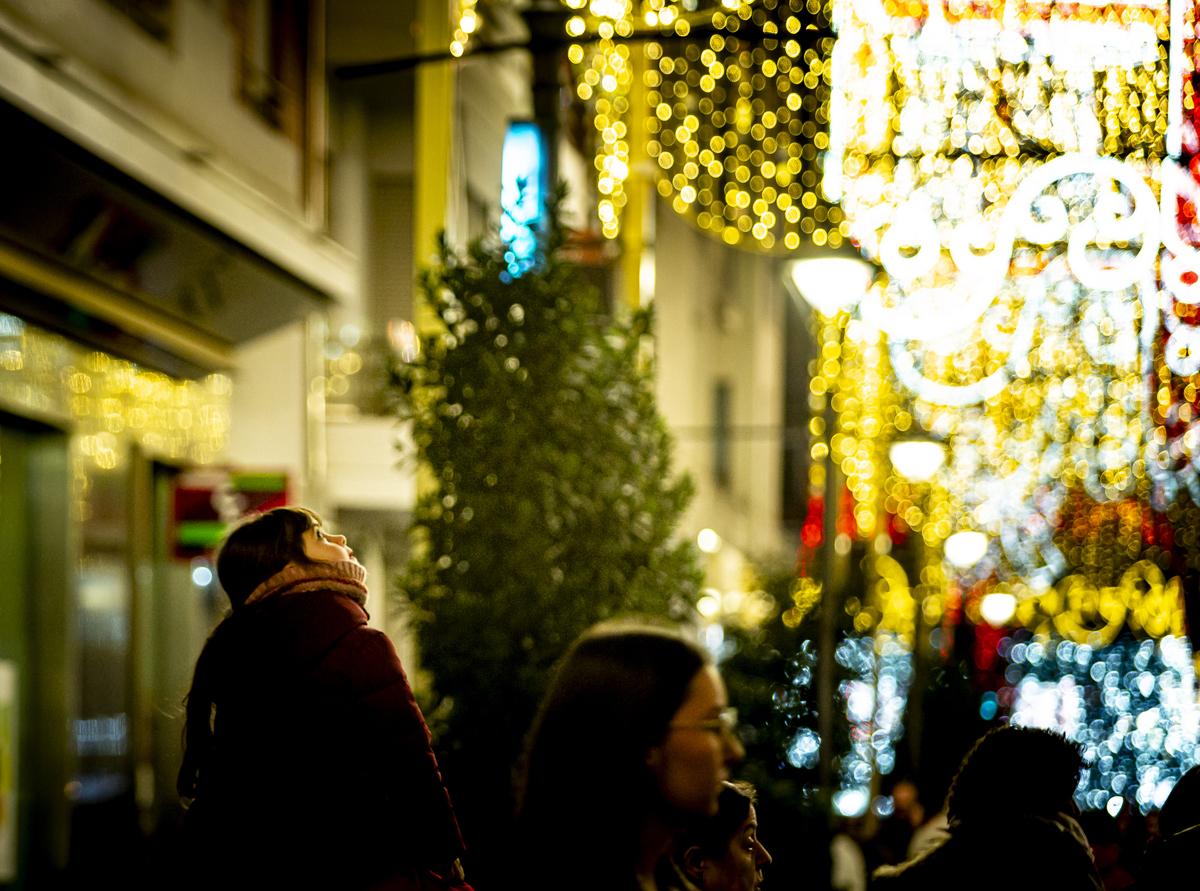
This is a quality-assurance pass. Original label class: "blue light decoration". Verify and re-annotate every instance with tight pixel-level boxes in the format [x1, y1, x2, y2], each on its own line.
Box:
[787, 633, 913, 818]
[499, 121, 546, 278]
[1006, 634, 1200, 814]
[783, 641, 820, 773]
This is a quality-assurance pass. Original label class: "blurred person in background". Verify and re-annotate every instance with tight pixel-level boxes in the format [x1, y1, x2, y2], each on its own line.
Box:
[1134, 764, 1200, 888]
[873, 779, 924, 867]
[513, 622, 745, 891]
[670, 781, 772, 891]
[1077, 808, 1136, 890]
[177, 507, 465, 890]
[830, 816, 868, 891]
[905, 804, 949, 862]
[871, 727, 1103, 891]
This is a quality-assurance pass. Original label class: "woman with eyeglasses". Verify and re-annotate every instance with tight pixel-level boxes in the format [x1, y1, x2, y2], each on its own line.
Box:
[513, 622, 744, 891]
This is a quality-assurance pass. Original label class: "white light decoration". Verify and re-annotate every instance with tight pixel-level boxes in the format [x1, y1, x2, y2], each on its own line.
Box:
[888, 440, 945, 482]
[787, 256, 876, 318]
[944, 531, 989, 569]
[1008, 635, 1200, 814]
[833, 787, 869, 818]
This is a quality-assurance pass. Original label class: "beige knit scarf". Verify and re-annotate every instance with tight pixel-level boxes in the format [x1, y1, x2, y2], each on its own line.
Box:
[242, 560, 369, 609]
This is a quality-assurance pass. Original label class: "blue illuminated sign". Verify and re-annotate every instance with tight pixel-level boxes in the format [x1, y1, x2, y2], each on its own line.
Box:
[500, 121, 546, 277]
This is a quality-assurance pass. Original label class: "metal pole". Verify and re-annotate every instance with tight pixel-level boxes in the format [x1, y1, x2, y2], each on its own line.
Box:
[817, 350, 839, 796]
[523, 3, 570, 194]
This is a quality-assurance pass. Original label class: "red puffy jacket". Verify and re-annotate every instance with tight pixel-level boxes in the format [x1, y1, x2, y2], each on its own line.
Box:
[185, 587, 464, 889]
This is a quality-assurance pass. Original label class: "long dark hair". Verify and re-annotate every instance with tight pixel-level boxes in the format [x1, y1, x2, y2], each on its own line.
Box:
[515, 622, 710, 889]
[177, 507, 321, 799]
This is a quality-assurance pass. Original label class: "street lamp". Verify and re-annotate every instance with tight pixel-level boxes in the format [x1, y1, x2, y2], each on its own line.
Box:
[785, 255, 876, 318]
[945, 530, 989, 570]
[980, 590, 1017, 627]
[888, 439, 945, 483]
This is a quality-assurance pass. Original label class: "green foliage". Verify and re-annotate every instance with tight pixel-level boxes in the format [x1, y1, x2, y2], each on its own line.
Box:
[718, 565, 837, 889]
[390, 208, 701, 871]
[719, 566, 827, 800]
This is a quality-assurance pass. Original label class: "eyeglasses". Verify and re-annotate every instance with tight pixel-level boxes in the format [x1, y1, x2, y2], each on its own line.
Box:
[669, 707, 739, 737]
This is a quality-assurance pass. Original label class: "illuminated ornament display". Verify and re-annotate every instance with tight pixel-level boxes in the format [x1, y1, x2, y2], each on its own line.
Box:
[1005, 633, 1199, 814]
[0, 313, 231, 523]
[826, 0, 1200, 589]
[559, 0, 841, 248]
[817, 0, 1200, 811]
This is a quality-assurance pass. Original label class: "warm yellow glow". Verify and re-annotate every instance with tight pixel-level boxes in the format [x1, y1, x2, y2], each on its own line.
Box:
[980, 592, 1017, 628]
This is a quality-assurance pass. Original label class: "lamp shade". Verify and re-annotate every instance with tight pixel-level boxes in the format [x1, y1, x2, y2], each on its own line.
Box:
[889, 440, 945, 482]
[945, 530, 989, 569]
[787, 256, 876, 317]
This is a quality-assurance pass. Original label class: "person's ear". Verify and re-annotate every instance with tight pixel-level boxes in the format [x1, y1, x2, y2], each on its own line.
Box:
[681, 845, 706, 881]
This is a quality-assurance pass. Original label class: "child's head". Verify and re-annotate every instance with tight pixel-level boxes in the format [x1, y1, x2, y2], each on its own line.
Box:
[215, 507, 321, 608]
[679, 782, 772, 891]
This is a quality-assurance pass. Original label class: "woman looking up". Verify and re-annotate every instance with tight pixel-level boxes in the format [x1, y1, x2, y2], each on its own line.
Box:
[674, 782, 772, 891]
[177, 507, 464, 890]
[514, 622, 744, 891]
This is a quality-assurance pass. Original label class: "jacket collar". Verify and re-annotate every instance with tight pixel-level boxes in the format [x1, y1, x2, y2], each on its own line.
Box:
[242, 560, 368, 608]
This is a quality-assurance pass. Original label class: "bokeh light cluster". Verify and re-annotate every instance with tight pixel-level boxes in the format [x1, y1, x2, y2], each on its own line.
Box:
[570, 35, 634, 240]
[554, 0, 841, 249]
[0, 313, 230, 471]
[646, 0, 842, 251]
[828, 634, 913, 816]
[1005, 632, 1198, 814]
[0, 313, 230, 524]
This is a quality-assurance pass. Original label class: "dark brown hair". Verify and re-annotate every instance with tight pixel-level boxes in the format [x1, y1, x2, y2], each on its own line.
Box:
[680, 781, 757, 859]
[215, 506, 320, 608]
[515, 622, 711, 891]
[178, 506, 324, 799]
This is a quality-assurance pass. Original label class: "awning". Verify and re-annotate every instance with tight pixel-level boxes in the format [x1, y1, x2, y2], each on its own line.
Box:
[0, 101, 331, 379]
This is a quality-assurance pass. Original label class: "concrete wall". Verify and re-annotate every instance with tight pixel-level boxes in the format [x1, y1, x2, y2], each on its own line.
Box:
[654, 200, 791, 563]
[0, 0, 302, 210]
[224, 319, 312, 502]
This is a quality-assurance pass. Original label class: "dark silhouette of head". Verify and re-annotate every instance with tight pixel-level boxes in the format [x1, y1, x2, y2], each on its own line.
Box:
[215, 506, 320, 608]
[515, 622, 711, 889]
[1159, 765, 1200, 838]
[946, 726, 1085, 825]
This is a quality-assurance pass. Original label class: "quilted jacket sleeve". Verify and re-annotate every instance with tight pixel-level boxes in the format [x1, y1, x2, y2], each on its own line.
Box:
[320, 620, 466, 869]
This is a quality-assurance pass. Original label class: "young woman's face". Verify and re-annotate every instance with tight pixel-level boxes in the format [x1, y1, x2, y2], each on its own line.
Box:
[697, 805, 772, 891]
[647, 665, 744, 816]
[301, 526, 355, 564]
